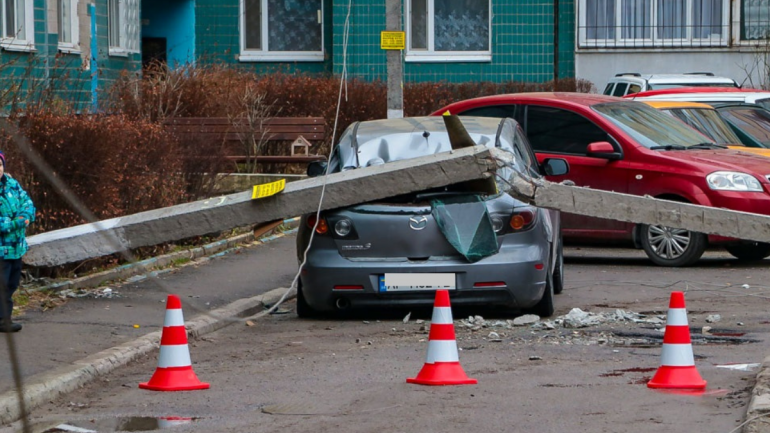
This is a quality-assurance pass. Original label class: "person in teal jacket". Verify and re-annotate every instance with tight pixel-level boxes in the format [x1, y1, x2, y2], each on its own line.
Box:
[0, 150, 34, 332]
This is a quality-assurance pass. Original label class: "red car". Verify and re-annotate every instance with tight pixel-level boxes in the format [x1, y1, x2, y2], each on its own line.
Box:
[434, 93, 770, 266]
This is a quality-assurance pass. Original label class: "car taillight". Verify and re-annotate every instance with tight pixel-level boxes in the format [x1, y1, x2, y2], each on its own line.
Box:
[306, 214, 329, 235]
[509, 209, 536, 232]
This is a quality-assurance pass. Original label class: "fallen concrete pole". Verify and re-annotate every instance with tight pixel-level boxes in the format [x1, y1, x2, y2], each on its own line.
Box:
[25, 146, 497, 267]
[492, 149, 770, 243]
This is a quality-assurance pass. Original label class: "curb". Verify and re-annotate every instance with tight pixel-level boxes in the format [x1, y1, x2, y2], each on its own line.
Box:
[744, 356, 770, 433]
[0, 286, 295, 426]
[26, 218, 300, 294]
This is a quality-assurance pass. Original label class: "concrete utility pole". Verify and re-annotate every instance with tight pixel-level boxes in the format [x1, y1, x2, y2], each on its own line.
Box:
[385, 0, 404, 118]
[25, 147, 497, 267]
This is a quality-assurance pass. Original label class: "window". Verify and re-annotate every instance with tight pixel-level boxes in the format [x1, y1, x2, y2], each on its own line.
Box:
[612, 83, 629, 96]
[742, 0, 770, 40]
[579, 0, 729, 48]
[406, 0, 491, 62]
[459, 105, 515, 118]
[240, 0, 323, 62]
[1, 0, 34, 50]
[526, 106, 610, 155]
[718, 107, 770, 147]
[108, 0, 139, 55]
[58, 0, 79, 52]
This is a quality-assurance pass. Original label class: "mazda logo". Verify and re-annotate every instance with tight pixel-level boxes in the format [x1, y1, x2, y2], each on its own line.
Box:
[409, 216, 428, 231]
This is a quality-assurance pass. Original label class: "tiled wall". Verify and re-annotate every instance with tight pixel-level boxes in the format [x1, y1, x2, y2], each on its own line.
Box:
[332, 0, 576, 83]
[195, 0, 334, 74]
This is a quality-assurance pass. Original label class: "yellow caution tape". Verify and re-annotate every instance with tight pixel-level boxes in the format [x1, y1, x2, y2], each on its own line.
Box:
[252, 179, 286, 200]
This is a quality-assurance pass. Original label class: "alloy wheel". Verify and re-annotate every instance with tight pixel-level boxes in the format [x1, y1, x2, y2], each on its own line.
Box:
[646, 225, 692, 260]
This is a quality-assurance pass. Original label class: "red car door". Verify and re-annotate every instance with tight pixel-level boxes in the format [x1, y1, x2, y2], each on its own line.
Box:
[524, 105, 631, 239]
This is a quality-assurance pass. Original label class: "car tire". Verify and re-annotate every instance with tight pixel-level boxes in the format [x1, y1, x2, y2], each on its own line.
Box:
[295, 279, 318, 319]
[531, 268, 555, 318]
[552, 239, 564, 295]
[640, 224, 707, 267]
[725, 242, 770, 262]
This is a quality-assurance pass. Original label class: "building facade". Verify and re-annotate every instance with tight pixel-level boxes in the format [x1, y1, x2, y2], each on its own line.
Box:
[576, 0, 770, 89]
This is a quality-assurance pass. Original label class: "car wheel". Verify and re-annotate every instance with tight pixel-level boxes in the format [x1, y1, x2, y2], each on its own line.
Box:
[640, 224, 707, 267]
[725, 242, 770, 262]
[295, 279, 318, 319]
[531, 268, 555, 318]
[552, 239, 564, 295]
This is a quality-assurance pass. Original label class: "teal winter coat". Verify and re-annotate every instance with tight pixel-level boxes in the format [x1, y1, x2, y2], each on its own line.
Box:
[0, 174, 35, 260]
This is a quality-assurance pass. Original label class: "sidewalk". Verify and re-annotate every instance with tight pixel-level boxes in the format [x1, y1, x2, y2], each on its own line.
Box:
[0, 219, 300, 425]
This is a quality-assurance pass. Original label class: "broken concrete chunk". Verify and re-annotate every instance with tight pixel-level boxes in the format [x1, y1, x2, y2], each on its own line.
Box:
[706, 314, 721, 323]
[513, 314, 540, 326]
[563, 308, 605, 328]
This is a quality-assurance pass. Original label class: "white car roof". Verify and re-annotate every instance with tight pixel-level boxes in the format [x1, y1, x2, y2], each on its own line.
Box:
[612, 74, 736, 85]
[629, 91, 770, 104]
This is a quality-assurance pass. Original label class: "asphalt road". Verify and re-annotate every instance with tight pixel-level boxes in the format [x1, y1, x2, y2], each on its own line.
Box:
[2, 236, 770, 433]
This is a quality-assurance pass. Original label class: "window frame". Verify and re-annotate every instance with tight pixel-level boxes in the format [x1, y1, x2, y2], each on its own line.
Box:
[577, 0, 730, 48]
[735, 0, 770, 45]
[1, 0, 35, 52]
[238, 0, 324, 62]
[108, 0, 139, 56]
[58, 0, 79, 53]
[405, 0, 492, 63]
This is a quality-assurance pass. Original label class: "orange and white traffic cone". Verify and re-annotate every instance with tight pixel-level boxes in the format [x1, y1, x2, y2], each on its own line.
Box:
[407, 290, 477, 386]
[139, 294, 210, 391]
[647, 291, 706, 390]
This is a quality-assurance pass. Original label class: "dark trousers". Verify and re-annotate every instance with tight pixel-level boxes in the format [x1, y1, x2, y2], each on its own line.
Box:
[0, 259, 22, 322]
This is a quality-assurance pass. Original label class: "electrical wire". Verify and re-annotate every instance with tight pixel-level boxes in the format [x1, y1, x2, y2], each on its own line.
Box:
[259, 0, 353, 316]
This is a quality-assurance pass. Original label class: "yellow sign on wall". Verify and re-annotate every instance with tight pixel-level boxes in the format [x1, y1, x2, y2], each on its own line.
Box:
[252, 179, 286, 200]
[381, 31, 405, 50]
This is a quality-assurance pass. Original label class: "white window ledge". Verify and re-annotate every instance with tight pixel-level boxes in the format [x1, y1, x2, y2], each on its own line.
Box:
[58, 44, 81, 55]
[405, 53, 491, 63]
[109, 47, 130, 57]
[238, 52, 324, 62]
[1, 41, 35, 52]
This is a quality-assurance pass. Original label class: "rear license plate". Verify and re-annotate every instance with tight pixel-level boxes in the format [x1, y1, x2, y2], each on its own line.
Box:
[379, 273, 456, 292]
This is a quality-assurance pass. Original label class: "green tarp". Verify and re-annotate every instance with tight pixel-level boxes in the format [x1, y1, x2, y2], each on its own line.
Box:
[431, 195, 498, 263]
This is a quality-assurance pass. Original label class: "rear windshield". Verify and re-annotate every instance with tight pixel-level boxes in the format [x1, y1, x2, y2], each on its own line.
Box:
[593, 102, 714, 148]
[662, 107, 742, 145]
[718, 106, 770, 147]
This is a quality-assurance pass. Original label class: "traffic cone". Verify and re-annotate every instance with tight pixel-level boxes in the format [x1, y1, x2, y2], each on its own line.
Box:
[407, 290, 477, 386]
[139, 294, 210, 391]
[647, 291, 707, 390]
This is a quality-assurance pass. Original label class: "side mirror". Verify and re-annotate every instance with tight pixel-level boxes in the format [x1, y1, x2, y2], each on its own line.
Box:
[586, 141, 622, 161]
[542, 158, 569, 177]
[307, 161, 328, 177]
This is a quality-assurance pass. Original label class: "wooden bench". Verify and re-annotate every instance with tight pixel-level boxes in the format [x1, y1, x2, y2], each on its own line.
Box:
[164, 117, 327, 164]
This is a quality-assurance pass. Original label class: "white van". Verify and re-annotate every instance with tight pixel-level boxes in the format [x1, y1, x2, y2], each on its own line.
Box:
[603, 73, 739, 97]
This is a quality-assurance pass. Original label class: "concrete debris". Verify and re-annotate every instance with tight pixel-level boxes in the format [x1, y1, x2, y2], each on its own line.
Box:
[454, 308, 666, 332]
[529, 355, 542, 361]
[706, 314, 721, 323]
[513, 314, 540, 326]
[487, 331, 502, 342]
[742, 284, 751, 289]
[403, 312, 411, 323]
[702, 326, 712, 335]
[715, 363, 760, 371]
[58, 287, 119, 299]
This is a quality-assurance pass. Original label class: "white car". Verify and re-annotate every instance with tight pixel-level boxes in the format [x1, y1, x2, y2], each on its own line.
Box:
[603, 73, 739, 97]
[624, 87, 770, 110]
